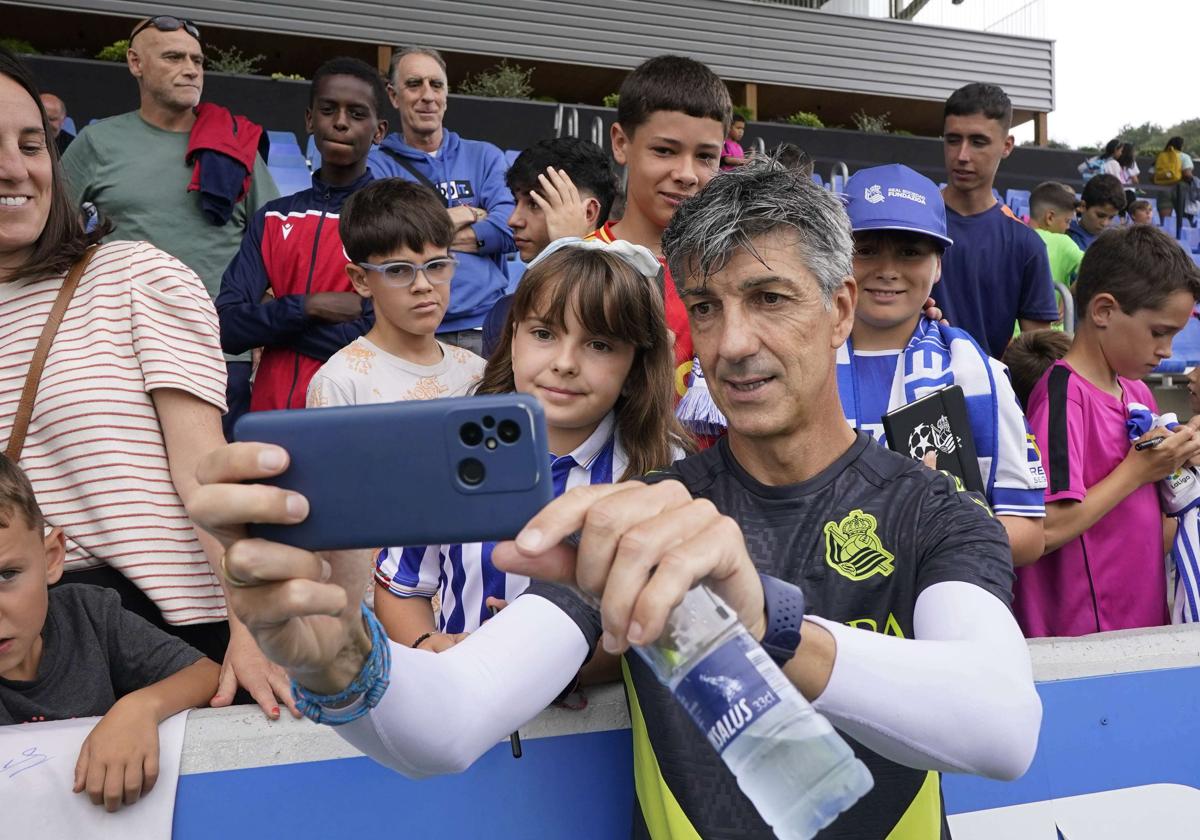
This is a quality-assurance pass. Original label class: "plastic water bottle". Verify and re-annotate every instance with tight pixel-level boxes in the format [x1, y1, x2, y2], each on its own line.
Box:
[635, 586, 873, 840]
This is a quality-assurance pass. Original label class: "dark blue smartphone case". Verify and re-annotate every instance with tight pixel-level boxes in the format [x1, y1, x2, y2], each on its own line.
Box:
[233, 395, 554, 551]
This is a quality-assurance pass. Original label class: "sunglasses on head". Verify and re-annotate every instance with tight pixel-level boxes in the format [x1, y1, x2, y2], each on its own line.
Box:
[130, 15, 202, 43]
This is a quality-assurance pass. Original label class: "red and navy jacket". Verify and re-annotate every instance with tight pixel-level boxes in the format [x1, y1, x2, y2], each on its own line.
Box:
[217, 171, 374, 411]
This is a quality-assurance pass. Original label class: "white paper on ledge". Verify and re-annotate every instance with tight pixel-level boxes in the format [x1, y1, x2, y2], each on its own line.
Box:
[0, 709, 189, 839]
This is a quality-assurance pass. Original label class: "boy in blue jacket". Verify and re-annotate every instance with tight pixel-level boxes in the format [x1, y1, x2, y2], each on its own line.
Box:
[217, 57, 387, 419]
[368, 46, 516, 355]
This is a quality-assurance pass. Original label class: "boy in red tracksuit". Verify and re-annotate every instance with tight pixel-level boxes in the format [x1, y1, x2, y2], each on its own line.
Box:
[217, 58, 388, 415]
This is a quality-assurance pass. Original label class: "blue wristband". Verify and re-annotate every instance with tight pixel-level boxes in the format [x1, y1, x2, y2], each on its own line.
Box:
[292, 604, 391, 726]
[759, 573, 805, 666]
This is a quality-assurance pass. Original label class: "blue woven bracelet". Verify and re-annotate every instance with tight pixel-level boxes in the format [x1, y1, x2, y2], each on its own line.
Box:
[292, 604, 391, 726]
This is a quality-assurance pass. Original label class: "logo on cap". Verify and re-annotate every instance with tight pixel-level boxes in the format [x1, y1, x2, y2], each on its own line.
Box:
[865, 184, 884, 204]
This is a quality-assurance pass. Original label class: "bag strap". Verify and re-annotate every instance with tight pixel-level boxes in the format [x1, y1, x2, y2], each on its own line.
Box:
[379, 146, 450, 207]
[5, 245, 98, 463]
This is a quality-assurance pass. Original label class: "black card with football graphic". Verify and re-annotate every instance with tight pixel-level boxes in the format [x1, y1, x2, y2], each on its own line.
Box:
[882, 385, 985, 494]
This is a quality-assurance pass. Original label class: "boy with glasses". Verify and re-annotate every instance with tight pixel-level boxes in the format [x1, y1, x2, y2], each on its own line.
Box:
[306, 180, 485, 408]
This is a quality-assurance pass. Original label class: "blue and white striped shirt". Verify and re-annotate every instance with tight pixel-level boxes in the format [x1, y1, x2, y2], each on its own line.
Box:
[375, 412, 629, 633]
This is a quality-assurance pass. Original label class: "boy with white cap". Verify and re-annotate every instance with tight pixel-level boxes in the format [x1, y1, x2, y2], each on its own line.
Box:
[838, 163, 1047, 565]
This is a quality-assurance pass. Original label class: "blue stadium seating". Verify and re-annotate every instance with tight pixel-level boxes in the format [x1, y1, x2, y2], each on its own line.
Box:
[268, 165, 311, 198]
[270, 149, 308, 169]
[810, 172, 825, 188]
[1182, 226, 1200, 253]
[1005, 188, 1030, 210]
[268, 129, 301, 153]
[306, 135, 321, 170]
[504, 149, 521, 167]
[62, 116, 76, 136]
[1156, 311, 1200, 372]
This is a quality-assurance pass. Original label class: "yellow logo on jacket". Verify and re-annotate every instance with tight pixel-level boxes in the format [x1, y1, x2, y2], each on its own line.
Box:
[824, 509, 895, 581]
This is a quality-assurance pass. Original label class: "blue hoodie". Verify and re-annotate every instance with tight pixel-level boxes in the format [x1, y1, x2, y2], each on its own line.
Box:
[367, 130, 516, 331]
[1065, 218, 1099, 251]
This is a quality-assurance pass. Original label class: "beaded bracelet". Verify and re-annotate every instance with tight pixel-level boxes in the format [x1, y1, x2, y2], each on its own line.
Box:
[292, 604, 391, 726]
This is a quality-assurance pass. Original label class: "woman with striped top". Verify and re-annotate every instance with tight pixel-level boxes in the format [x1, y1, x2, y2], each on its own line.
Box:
[374, 240, 691, 649]
[0, 48, 292, 719]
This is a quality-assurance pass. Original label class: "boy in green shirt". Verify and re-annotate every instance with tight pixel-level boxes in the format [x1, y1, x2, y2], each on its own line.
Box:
[1026, 181, 1083, 331]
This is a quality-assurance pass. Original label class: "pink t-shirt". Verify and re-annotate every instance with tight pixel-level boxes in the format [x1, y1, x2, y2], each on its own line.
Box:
[721, 139, 745, 171]
[1014, 360, 1167, 637]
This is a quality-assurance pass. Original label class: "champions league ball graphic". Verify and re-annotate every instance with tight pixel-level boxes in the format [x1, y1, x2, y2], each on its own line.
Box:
[907, 416, 957, 460]
[907, 423, 938, 460]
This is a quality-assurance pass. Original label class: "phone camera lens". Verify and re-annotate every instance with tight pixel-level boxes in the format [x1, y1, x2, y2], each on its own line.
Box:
[460, 422, 484, 447]
[482, 415, 495, 428]
[497, 419, 521, 444]
[458, 458, 486, 487]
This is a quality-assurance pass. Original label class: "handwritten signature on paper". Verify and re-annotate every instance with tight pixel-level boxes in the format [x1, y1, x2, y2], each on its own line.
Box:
[3, 746, 50, 779]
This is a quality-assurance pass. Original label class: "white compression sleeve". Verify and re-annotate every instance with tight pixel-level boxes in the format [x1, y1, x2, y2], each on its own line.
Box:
[810, 580, 1042, 780]
[338, 593, 590, 778]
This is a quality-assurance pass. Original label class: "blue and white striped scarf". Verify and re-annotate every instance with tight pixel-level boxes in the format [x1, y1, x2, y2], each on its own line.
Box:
[837, 317, 1046, 516]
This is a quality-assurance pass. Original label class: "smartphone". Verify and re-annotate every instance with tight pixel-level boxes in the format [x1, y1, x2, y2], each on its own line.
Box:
[232, 395, 554, 551]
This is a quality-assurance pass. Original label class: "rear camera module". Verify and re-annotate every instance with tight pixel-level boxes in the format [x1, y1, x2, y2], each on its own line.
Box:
[458, 458, 486, 486]
[497, 419, 521, 444]
[459, 422, 484, 447]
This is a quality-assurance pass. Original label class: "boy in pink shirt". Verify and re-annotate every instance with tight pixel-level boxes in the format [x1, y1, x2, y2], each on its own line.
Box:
[1018, 225, 1200, 636]
[720, 113, 748, 170]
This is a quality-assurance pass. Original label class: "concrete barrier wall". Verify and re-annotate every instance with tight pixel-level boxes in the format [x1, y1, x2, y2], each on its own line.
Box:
[167, 624, 1200, 838]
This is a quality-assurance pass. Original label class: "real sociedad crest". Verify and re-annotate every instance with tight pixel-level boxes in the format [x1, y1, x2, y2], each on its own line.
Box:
[823, 509, 895, 581]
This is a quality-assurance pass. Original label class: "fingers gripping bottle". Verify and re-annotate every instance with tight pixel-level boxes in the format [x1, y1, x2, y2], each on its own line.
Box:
[635, 586, 873, 840]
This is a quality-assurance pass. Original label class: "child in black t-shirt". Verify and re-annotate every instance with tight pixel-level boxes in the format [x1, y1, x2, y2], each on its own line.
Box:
[0, 455, 219, 812]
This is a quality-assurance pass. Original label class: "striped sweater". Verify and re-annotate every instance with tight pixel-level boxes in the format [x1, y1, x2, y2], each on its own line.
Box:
[0, 240, 229, 625]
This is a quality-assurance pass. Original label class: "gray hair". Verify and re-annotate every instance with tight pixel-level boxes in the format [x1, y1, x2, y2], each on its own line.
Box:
[389, 45, 447, 83]
[661, 159, 854, 307]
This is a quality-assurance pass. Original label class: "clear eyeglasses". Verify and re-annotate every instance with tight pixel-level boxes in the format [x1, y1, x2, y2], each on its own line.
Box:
[357, 256, 458, 288]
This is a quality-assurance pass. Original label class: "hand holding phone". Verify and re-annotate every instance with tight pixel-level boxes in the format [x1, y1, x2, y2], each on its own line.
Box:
[233, 395, 555, 551]
[187, 395, 554, 697]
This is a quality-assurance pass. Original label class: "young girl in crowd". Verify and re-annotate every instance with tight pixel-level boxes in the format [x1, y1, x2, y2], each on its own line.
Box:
[373, 239, 692, 650]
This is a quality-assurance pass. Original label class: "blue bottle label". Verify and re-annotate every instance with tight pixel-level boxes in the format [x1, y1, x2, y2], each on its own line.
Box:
[673, 633, 781, 754]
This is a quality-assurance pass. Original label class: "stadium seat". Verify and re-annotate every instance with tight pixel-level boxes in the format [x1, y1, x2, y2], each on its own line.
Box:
[270, 148, 308, 169]
[1005, 188, 1030, 210]
[268, 129, 301, 152]
[831, 174, 845, 194]
[1182, 226, 1200, 253]
[504, 149, 521, 167]
[810, 172, 825, 188]
[504, 253, 527, 290]
[306, 135, 321, 170]
[62, 116, 76, 136]
[1156, 311, 1200, 372]
[268, 165, 311, 198]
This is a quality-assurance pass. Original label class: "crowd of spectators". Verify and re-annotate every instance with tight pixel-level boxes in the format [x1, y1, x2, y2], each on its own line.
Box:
[2, 13, 1199, 836]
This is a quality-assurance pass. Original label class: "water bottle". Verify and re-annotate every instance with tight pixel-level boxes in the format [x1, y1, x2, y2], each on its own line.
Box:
[635, 586, 873, 840]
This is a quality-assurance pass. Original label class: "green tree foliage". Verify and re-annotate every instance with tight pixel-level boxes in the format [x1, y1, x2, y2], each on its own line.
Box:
[0, 37, 37, 55]
[95, 40, 129, 61]
[851, 109, 891, 134]
[207, 46, 265, 75]
[784, 110, 824, 128]
[1111, 119, 1200, 154]
[458, 60, 534, 99]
